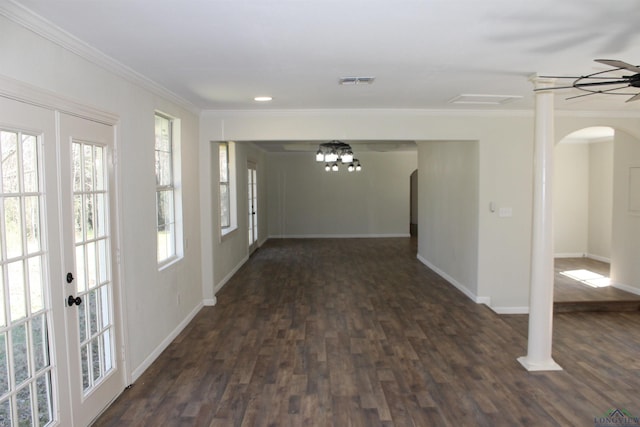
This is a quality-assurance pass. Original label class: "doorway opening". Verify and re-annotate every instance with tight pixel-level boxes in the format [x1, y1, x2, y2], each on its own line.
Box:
[410, 169, 418, 237]
[553, 126, 640, 310]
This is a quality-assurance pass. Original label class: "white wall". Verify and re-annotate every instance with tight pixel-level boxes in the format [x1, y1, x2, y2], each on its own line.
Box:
[554, 143, 589, 256]
[210, 142, 267, 288]
[588, 140, 613, 260]
[266, 151, 416, 237]
[198, 113, 269, 301]
[553, 138, 613, 260]
[0, 13, 203, 380]
[417, 141, 479, 299]
[611, 130, 640, 294]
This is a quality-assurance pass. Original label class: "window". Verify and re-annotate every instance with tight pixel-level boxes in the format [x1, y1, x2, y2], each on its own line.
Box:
[219, 141, 237, 237]
[155, 113, 182, 265]
[219, 142, 230, 229]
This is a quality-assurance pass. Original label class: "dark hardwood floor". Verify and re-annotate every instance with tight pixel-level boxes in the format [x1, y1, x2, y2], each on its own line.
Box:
[93, 238, 640, 426]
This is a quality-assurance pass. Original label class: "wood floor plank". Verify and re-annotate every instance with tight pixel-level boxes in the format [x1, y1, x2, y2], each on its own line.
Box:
[93, 238, 640, 426]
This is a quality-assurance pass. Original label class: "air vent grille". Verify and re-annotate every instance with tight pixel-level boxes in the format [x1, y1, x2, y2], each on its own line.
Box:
[339, 76, 375, 85]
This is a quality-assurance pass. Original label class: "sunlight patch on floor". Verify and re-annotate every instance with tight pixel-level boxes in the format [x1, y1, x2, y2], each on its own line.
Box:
[560, 269, 611, 288]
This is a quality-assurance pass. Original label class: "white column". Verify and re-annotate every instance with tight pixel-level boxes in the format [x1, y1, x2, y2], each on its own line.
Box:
[517, 76, 562, 371]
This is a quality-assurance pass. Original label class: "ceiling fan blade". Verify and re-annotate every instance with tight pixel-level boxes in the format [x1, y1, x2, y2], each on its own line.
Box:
[533, 81, 626, 91]
[566, 92, 600, 100]
[626, 93, 640, 103]
[595, 59, 640, 74]
[533, 84, 576, 91]
[539, 75, 627, 80]
[574, 79, 630, 88]
[566, 84, 631, 100]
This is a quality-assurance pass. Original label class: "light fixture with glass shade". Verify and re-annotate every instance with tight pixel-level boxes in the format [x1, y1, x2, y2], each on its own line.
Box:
[315, 140, 362, 172]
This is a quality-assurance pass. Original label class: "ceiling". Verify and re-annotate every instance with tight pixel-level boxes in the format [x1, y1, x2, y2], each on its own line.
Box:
[9, 0, 640, 114]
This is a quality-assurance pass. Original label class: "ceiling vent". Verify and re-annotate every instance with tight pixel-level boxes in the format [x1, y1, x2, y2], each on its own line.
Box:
[449, 94, 522, 105]
[339, 76, 375, 85]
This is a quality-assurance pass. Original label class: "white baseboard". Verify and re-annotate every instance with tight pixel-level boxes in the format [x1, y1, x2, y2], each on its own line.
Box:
[131, 254, 251, 382]
[416, 254, 484, 304]
[612, 282, 640, 296]
[491, 306, 529, 314]
[554, 253, 585, 258]
[554, 253, 611, 264]
[213, 255, 249, 295]
[476, 296, 491, 306]
[586, 253, 611, 263]
[416, 254, 530, 315]
[131, 302, 203, 382]
[203, 297, 217, 306]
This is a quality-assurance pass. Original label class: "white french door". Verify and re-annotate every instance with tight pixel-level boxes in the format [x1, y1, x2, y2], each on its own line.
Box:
[0, 97, 123, 426]
[0, 98, 62, 427]
[58, 113, 122, 426]
[247, 162, 258, 254]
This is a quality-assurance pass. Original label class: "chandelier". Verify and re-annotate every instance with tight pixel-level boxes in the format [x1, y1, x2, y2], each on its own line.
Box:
[315, 140, 362, 172]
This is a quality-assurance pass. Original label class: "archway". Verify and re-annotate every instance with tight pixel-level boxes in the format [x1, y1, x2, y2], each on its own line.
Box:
[553, 126, 640, 308]
[554, 127, 613, 262]
[553, 126, 613, 303]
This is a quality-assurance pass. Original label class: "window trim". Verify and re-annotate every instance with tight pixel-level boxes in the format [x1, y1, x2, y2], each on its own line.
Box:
[155, 112, 183, 269]
[219, 141, 231, 230]
[219, 141, 237, 239]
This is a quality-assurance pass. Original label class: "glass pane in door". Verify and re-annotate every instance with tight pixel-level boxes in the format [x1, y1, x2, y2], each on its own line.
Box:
[252, 169, 257, 244]
[0, 129, 54, 426]
[247, 166, 258, 248]
[247, 169, 253, 246]
[72, 141, 114, 394]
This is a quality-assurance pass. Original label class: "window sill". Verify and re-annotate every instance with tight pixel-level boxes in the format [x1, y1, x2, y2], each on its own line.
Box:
[220, 226, 238, 243]
[158, 255, 183, 272]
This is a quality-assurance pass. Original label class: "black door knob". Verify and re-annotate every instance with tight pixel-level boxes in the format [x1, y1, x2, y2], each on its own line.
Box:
[66, 273, 74, 283]
[67, 295, 82, 306]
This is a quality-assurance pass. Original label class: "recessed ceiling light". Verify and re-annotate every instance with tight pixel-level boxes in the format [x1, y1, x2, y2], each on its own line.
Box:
[254, 96, 273, 102]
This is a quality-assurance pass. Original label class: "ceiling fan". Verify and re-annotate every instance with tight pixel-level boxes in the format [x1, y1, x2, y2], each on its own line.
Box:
[538, 59, 640, 102]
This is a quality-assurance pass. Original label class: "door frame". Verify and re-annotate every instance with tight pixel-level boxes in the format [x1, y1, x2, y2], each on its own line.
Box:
[0, 76, 130, 409]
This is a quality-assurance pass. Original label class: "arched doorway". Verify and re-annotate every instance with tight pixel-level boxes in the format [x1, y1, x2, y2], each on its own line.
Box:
[553, 126, 640, 309]
[554, 126, 613, 262]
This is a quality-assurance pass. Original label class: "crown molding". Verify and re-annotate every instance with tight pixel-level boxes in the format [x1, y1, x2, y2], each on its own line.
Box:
[0, 0, 200, 115]
[201, 106, 640, 120]
[201, 108, 536, 119]
[555, 109, 640, 119]
[0, 74, 119, 125]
